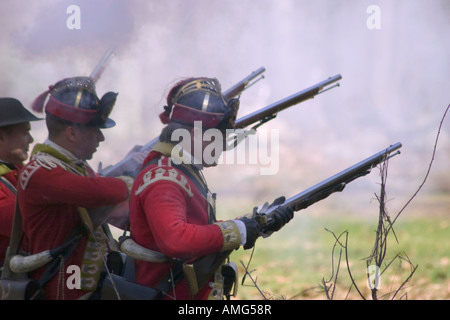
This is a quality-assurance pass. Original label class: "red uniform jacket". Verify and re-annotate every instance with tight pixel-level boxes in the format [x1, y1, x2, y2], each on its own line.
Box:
[0, 164, 19, 266]
[18, 144, 129, 300]
[130, 144, 238, 300]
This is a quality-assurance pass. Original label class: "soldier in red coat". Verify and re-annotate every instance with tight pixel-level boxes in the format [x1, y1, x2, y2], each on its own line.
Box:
[16, 77, 130, 300]
[0, 98, 42, 267]
[129, 77, 293, 300]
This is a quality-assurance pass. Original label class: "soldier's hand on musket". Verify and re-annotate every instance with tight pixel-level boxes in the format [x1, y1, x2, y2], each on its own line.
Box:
[266, 206, 294, 233]
[238, 217, 260, 250]
[249, 196, 294, 238]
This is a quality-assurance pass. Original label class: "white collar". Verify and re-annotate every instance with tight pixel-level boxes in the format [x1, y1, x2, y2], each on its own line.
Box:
[44, 139, 82, 164]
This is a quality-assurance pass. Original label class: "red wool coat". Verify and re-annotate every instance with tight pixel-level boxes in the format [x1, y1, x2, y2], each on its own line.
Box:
[18, 146, 129, 300]
[0, 165, 20, 266]
[130, 148, 232, 300]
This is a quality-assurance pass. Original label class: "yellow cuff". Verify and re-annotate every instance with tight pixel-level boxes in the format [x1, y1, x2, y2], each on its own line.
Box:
[214, 221, 241, 251]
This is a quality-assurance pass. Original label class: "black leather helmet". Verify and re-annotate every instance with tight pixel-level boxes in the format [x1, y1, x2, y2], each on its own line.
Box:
[31, 76, 117, 128]
[160, 77, 239, 130]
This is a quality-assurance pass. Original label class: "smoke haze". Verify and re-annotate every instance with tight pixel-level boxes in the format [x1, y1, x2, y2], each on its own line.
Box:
[1, 0, 449, 214]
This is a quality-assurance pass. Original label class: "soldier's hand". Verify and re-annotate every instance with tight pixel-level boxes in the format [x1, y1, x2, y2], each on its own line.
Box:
[239, 217, 260, 250]
[266, 206, 294, 233]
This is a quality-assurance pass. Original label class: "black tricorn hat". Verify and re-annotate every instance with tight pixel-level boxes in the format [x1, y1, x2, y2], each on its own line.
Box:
[0, 97, 43, 128]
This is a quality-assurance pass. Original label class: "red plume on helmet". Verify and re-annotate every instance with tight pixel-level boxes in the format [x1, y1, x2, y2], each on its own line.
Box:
[31, 87, 52, 114]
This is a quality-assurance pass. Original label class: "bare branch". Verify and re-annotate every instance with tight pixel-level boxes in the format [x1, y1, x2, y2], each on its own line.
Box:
[239, 260, 267, 300]
[392, 103, 450, 225]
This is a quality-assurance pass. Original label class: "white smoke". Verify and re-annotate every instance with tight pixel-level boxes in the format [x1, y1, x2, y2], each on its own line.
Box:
[1, 0, 449, 214]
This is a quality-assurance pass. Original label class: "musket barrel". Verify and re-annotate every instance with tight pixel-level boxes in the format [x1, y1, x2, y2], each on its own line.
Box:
[223, 67, 266, 100]
[187, 143, 402, 285]
[101, 72, 341, 178]
[267, 142, 402, 215]
[100, 68, 267, 177]
[235, 74, 342, 129]
[90, 45, 116, 83]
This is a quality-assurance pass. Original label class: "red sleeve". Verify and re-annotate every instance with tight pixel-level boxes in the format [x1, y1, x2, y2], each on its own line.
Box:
[0, 187, 15, 237]
[139, 180, 223, 259]
[22, 165, 129, 208]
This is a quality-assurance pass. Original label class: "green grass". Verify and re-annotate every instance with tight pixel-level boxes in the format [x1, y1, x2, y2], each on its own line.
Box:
[226, 209, 450, 300]
[109, 193, 449, 300]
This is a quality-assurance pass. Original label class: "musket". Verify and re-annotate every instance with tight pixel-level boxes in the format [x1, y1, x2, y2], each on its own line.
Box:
[234, 74, 342, 130]
[100, 72, 341, 177]
[85, 143, 402, 299]
[90, 44, 116, 83]
[260, 142, 402, 232]
[182, 142, 402, 296]
[0, 68, 268, 278]
[222, 67, 265, 100]
[224, 74, 342, 149]
[100, 67, 267, 178]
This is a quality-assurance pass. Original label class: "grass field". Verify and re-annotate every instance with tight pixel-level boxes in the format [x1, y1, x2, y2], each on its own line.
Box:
[109, 191, 449, 300]
[226, 201, 450, 300]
